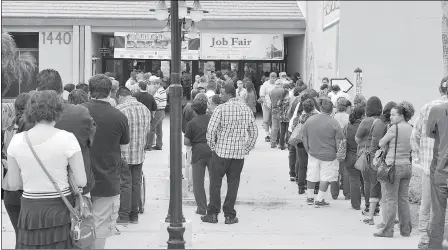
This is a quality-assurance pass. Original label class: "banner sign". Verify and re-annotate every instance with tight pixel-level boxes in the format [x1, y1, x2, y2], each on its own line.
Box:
[322, 0, 340, 30]
[200, 34, 284, 60]
[113, 32, 200, 60]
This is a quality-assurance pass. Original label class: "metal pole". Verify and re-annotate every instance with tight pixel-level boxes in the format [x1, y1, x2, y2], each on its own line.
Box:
[167, 0, 185, 249]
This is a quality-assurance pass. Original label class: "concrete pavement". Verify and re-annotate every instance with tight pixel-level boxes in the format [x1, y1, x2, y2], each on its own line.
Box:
[2, 116, 421, 249]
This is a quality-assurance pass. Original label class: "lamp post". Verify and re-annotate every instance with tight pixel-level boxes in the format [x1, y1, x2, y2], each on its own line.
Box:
[354, 67, 363, 95]
[150, 1, 208, 249]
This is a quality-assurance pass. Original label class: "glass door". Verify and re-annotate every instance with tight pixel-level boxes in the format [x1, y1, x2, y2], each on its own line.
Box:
[105, 59, 124, 86]
[181, 61, 193, 100]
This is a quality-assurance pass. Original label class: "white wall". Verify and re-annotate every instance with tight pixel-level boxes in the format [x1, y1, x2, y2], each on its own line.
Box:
[305, 1, 339, 89]
[338, 1, 443, 114]
[37, 28, 74, 85]
[287, 35, 306, 77]
[91, 33, 102, 76]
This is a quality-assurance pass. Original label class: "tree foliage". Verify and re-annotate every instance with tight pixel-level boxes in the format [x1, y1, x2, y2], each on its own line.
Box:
[1, 32, 37, 96]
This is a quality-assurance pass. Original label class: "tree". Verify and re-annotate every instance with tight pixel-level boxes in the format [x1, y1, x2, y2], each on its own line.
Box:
[443, 1, 448, 75]
[1, 32, 37, 96]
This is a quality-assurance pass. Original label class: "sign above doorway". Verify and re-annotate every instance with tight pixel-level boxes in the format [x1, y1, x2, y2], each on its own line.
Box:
[200, 34, 284, 60]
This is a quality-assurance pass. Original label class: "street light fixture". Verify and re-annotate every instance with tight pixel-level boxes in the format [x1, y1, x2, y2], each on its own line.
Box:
[149, 1, 208, 249]
[187, 21, 200, 39]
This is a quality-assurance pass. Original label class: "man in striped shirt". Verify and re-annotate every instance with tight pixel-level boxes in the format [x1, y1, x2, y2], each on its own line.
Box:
[115, 87, 151, 224]
[202, 85, 258, 225]
[147, 79, 167, 150]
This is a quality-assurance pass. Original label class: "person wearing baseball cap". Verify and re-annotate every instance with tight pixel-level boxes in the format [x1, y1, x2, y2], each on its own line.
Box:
[411, 76, 448, 249]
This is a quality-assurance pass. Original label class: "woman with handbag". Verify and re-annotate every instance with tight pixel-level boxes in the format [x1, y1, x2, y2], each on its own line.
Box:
[355, 97, 388, 220]
[2, 90, 87, 249]
[374, 101, 414, 238]
[344, 106, 366, 210]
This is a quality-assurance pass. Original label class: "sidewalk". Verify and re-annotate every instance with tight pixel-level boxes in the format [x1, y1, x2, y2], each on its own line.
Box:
[2, 116, 421, 249]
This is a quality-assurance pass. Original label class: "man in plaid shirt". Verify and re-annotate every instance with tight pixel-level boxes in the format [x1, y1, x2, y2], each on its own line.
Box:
[115, 87, 152, 225]
[411, 77, 448, 249]
[202, 85, 258, 225]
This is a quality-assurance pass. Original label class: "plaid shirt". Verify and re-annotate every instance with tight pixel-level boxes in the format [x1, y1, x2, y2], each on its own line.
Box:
[117, 97, 152, 164]
[410, 96, 448, 175]
[206, 98, 258, 159]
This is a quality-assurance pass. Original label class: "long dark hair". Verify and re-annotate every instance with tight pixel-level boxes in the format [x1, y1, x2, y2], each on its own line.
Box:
[245, 81, 255, 93]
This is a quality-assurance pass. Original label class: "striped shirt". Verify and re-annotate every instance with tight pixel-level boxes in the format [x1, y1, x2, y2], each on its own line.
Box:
[117, 97, 152, 164]
[206, 98, 258, 159]
[154, 86, 168, 110]
[410, 96, 448, 175]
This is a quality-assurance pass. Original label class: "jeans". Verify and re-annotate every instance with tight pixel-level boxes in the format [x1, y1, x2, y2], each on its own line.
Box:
[379, 164, 412, 236]
[207, 152, 244, 218]
[428, 172, 448, 249]
[296, 144, 308, 188]
[4, 203, 20, 248]
[289, 142, 297, 178]
[261, 103, 272, 135]
[419, 171, 431, 243]
[119, 160, 143, 220]
[192, 158, 210, 213]
[270, 110, 281, 146]
[279, 122, 289, 148]
[346, 152, 362, 209]
[147, 110, 165, 148]
[331, 160, 351, 199]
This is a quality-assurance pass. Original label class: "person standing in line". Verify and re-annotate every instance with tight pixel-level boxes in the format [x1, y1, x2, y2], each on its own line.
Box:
[426, 80, 448, 249]
[3, 90, 87, 249]
[223, 72, 234, 87]
[344, 106, 366, 210]
[355, 97, 387, 218]
[184, 98, 212, 215]
[202, 85, 258, 224]
[125, 71, 138, 93]
[375, 102, 414, 238]
[83, 74, 130, 249]
[236, 80, 247, 103]
[207, 95, 223, 115]
[133, 81, 157, 115]
[268, 80, 285, 149]
[147, 79, 167, 151]
[277, 87, 291, 151]
[115, 87, 151, 225]
[35, 69, 97, 197]
[245, 81, 258, 118]
[302, 98, 344, 207]
[182, 89, 201, 134]
[411, 77, 448, 249]
[259, 72, 277, 142]
[76, 82, 90, 95]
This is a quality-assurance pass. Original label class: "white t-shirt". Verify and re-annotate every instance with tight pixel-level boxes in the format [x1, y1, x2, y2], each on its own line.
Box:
[7, 130, 81, 198]
[331, 91, 351, 107]
[259, 81, 276, 99]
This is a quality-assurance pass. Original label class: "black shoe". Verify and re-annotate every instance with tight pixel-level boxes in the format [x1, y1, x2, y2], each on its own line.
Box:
[265, 136, 271, 142]
[345, 195, 351, 200]
[225, 216, 239, 225]
[373, 232, 393, 238]
[129, 213, 139, 224]
[201, 214, 218, 223]
[152, 146, 162, 150]
[352, 206, 361, 210]
[362, 206, 370, 215]
[144, 146, 152, 151]
[290, 176, 296, 182]
[314, 189, 319, 195]
[315, 199, 330, 208]
[196, 208, 206, 216]
[307, 197, 315, 205]
[298, 188, 306, 194]
[332, 195, 338, 200]
[374, 207, 380, 216]
[116, 217, 129, 225]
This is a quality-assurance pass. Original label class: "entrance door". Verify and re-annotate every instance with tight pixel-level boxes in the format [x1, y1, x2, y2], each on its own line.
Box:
[104, 59, 125, 86]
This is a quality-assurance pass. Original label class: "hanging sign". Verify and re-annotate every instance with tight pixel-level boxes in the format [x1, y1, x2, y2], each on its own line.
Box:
[113, 32, 200, 60]
[200, 34, 284, 60]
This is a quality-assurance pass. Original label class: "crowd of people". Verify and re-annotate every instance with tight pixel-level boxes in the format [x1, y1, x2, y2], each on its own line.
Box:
[1, 64, 448, 249]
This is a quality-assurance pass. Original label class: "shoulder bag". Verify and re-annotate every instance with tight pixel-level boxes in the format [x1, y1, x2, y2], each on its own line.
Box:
[354, 119, 379, 172]
[288, 115, 305, 145]
[336, 125, 348, 162]
[24, 132, 96, 249]
[377, 124, 398, 184]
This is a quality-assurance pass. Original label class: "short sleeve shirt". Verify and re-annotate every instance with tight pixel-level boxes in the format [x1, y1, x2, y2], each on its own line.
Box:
[83, 100, 130, 197]
[185, 114, 212, 163]
[133, 91, 157, 112]
[7, 130, 81, 197]
[427, 103, 448, 185]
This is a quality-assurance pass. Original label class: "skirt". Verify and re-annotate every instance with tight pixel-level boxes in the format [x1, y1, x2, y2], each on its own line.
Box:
[17, 196, 75, 249]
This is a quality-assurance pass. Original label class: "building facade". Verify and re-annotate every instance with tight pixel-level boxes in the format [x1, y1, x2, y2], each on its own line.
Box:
[2, 1, 306, 98]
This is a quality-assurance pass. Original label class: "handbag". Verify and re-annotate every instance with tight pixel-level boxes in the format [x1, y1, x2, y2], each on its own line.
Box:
[24, 132, 96, 249]
[337, 125, 348, 162]
[288, 117, 304, 145]
[377, 124, 398, 184]
[354, 119, 379, 171]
